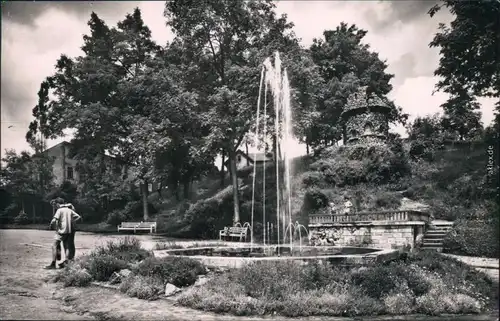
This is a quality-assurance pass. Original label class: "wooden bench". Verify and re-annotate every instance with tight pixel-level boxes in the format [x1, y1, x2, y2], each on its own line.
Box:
[219, 226, 248, 241]
[117, 222, 157, 234]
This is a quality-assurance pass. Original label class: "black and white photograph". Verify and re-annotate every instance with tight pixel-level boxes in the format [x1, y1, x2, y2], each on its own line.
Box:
[1, 0, 499, 320]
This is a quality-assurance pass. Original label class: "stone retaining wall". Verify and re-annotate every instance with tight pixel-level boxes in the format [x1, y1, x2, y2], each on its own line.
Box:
[309, 221, 426, 250]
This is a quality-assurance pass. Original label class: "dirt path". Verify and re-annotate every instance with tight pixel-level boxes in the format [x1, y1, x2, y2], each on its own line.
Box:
[1, 229, 498, 321]
[0, 230, 93, 320]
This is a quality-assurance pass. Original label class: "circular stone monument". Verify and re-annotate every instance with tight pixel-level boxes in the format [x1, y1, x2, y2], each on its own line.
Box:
[341, 86, 394, 145]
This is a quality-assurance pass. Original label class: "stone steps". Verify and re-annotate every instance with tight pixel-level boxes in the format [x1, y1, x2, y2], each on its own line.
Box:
[420, 220, 454, 252]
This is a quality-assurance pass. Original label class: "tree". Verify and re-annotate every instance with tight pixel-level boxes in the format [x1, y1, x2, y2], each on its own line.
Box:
[440, 91, 483, 141]
[429, 0, 500, 99]
[309, 23, 408, 148]
[407, 114, 445, 141]
[25, 9, 169, 221]
[429, 0, 500, 135]
[0, 140, 55, 223]
[164, 0, 320, 224]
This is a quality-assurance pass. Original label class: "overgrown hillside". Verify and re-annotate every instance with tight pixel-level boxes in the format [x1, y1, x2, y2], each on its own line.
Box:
[161, 139, 498, 258]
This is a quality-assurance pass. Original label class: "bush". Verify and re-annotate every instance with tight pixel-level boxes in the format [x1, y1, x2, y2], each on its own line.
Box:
[303, 188, 330, 211]
[93, 237, 151, 262]
[409, 140, 436, 161]
[351, 265, 400, 299]
[301, 171, 325, 188]
[75, 237, 150, 282]
[106, 209, 129, 226]
[134, 256, 205, 287]
[306, 143, 410, 190]
[374, 193, 401, 210]
[84, 254, 128, 282]
[53, 261, 93, 287]
[13, 211, 30, 225]
[443, 219, 500, 258]
[119, 274, 164, 300]
[185, 187, 235, 239]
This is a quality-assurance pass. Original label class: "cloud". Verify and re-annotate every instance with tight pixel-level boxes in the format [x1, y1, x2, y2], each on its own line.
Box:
[1, 1, 139, 26]
[1, 8, 90, 156]
[365, 0, 439, 32]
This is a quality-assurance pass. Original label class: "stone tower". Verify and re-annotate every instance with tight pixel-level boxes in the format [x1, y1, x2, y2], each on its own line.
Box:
[341, 86, 393, 145]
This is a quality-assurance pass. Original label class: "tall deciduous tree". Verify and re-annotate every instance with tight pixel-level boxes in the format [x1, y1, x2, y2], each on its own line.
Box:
[429, 0, 499, 136]
[26, 9, 164, 220]
[164, 0, 320, 224]
[309, 23, 408, 148]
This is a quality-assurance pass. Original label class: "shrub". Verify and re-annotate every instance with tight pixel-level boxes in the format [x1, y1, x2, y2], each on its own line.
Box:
[415, 287, 482, 315]
[307, 143, 410, 190]
[186, 192, 233, 239]
[84, 254, 128, 282]
[106, 209, 129, 226]
[119, 274, 164, 300]
[375, 193, 401, 210]
[303, 188, 330, 211]
[301, 171, 325, 188]
[409, 140, 436, 161]
[53, 261, 93, 287]
[443, 219, 499, 258]
[13, 211, 30, 225]
[383, 289, 415, 315]
[134, 256, 205, 287]
[93, 237, 151, 262]
[350, 265, 400, 299]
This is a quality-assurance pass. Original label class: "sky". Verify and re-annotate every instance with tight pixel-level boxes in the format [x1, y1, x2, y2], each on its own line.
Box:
[1, 1, 497, 161]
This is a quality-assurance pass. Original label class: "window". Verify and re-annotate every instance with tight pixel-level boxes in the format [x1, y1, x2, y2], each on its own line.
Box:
[67, 166, 74, 180]
[148, 183, 153, 193]
[237, 155, 242, 162]
[364, 122, 373, 135]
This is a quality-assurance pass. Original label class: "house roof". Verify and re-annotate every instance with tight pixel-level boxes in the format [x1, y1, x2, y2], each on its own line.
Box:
[247, 152, 272, 162]
[42, 141, 128, 164]
[42, 141, 71, 154]
[224, 150, 273, 165]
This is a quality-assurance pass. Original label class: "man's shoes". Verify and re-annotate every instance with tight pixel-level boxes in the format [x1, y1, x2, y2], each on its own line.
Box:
[58, 260, 68, 269]
[44, 262, 56, 270]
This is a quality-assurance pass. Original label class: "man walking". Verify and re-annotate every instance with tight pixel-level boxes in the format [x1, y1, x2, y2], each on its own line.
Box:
[60, 202, 79, 262]
[45, 199, 81, 269]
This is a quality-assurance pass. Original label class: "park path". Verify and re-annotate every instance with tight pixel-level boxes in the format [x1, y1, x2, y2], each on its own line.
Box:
[0, 229, 498, 321]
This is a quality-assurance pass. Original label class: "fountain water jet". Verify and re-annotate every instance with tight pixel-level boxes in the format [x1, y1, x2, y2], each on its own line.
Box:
[283, 221, 310, 250]
[250, 52, 295, 250]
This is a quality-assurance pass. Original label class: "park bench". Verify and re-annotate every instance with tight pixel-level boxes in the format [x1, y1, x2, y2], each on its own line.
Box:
[219, 226, 248, 242]
[117, 221, 157, 234]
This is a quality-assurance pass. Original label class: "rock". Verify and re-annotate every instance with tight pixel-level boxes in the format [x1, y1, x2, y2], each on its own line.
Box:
[109, 272, 121, 285]
[164, 283, 181, 297]
[80, 268, 91, 277]
[119, 269, 132, 278]
[194, 275, 208, 287]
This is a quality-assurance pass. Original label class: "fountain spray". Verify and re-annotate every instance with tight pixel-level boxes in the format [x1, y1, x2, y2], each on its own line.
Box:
[250, 67, 265, 251]
[259, 52, 294, 252]
[262, 79, 268, 247]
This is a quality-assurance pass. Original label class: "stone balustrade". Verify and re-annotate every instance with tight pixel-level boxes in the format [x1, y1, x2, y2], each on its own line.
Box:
[309, 210, 430, 225]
